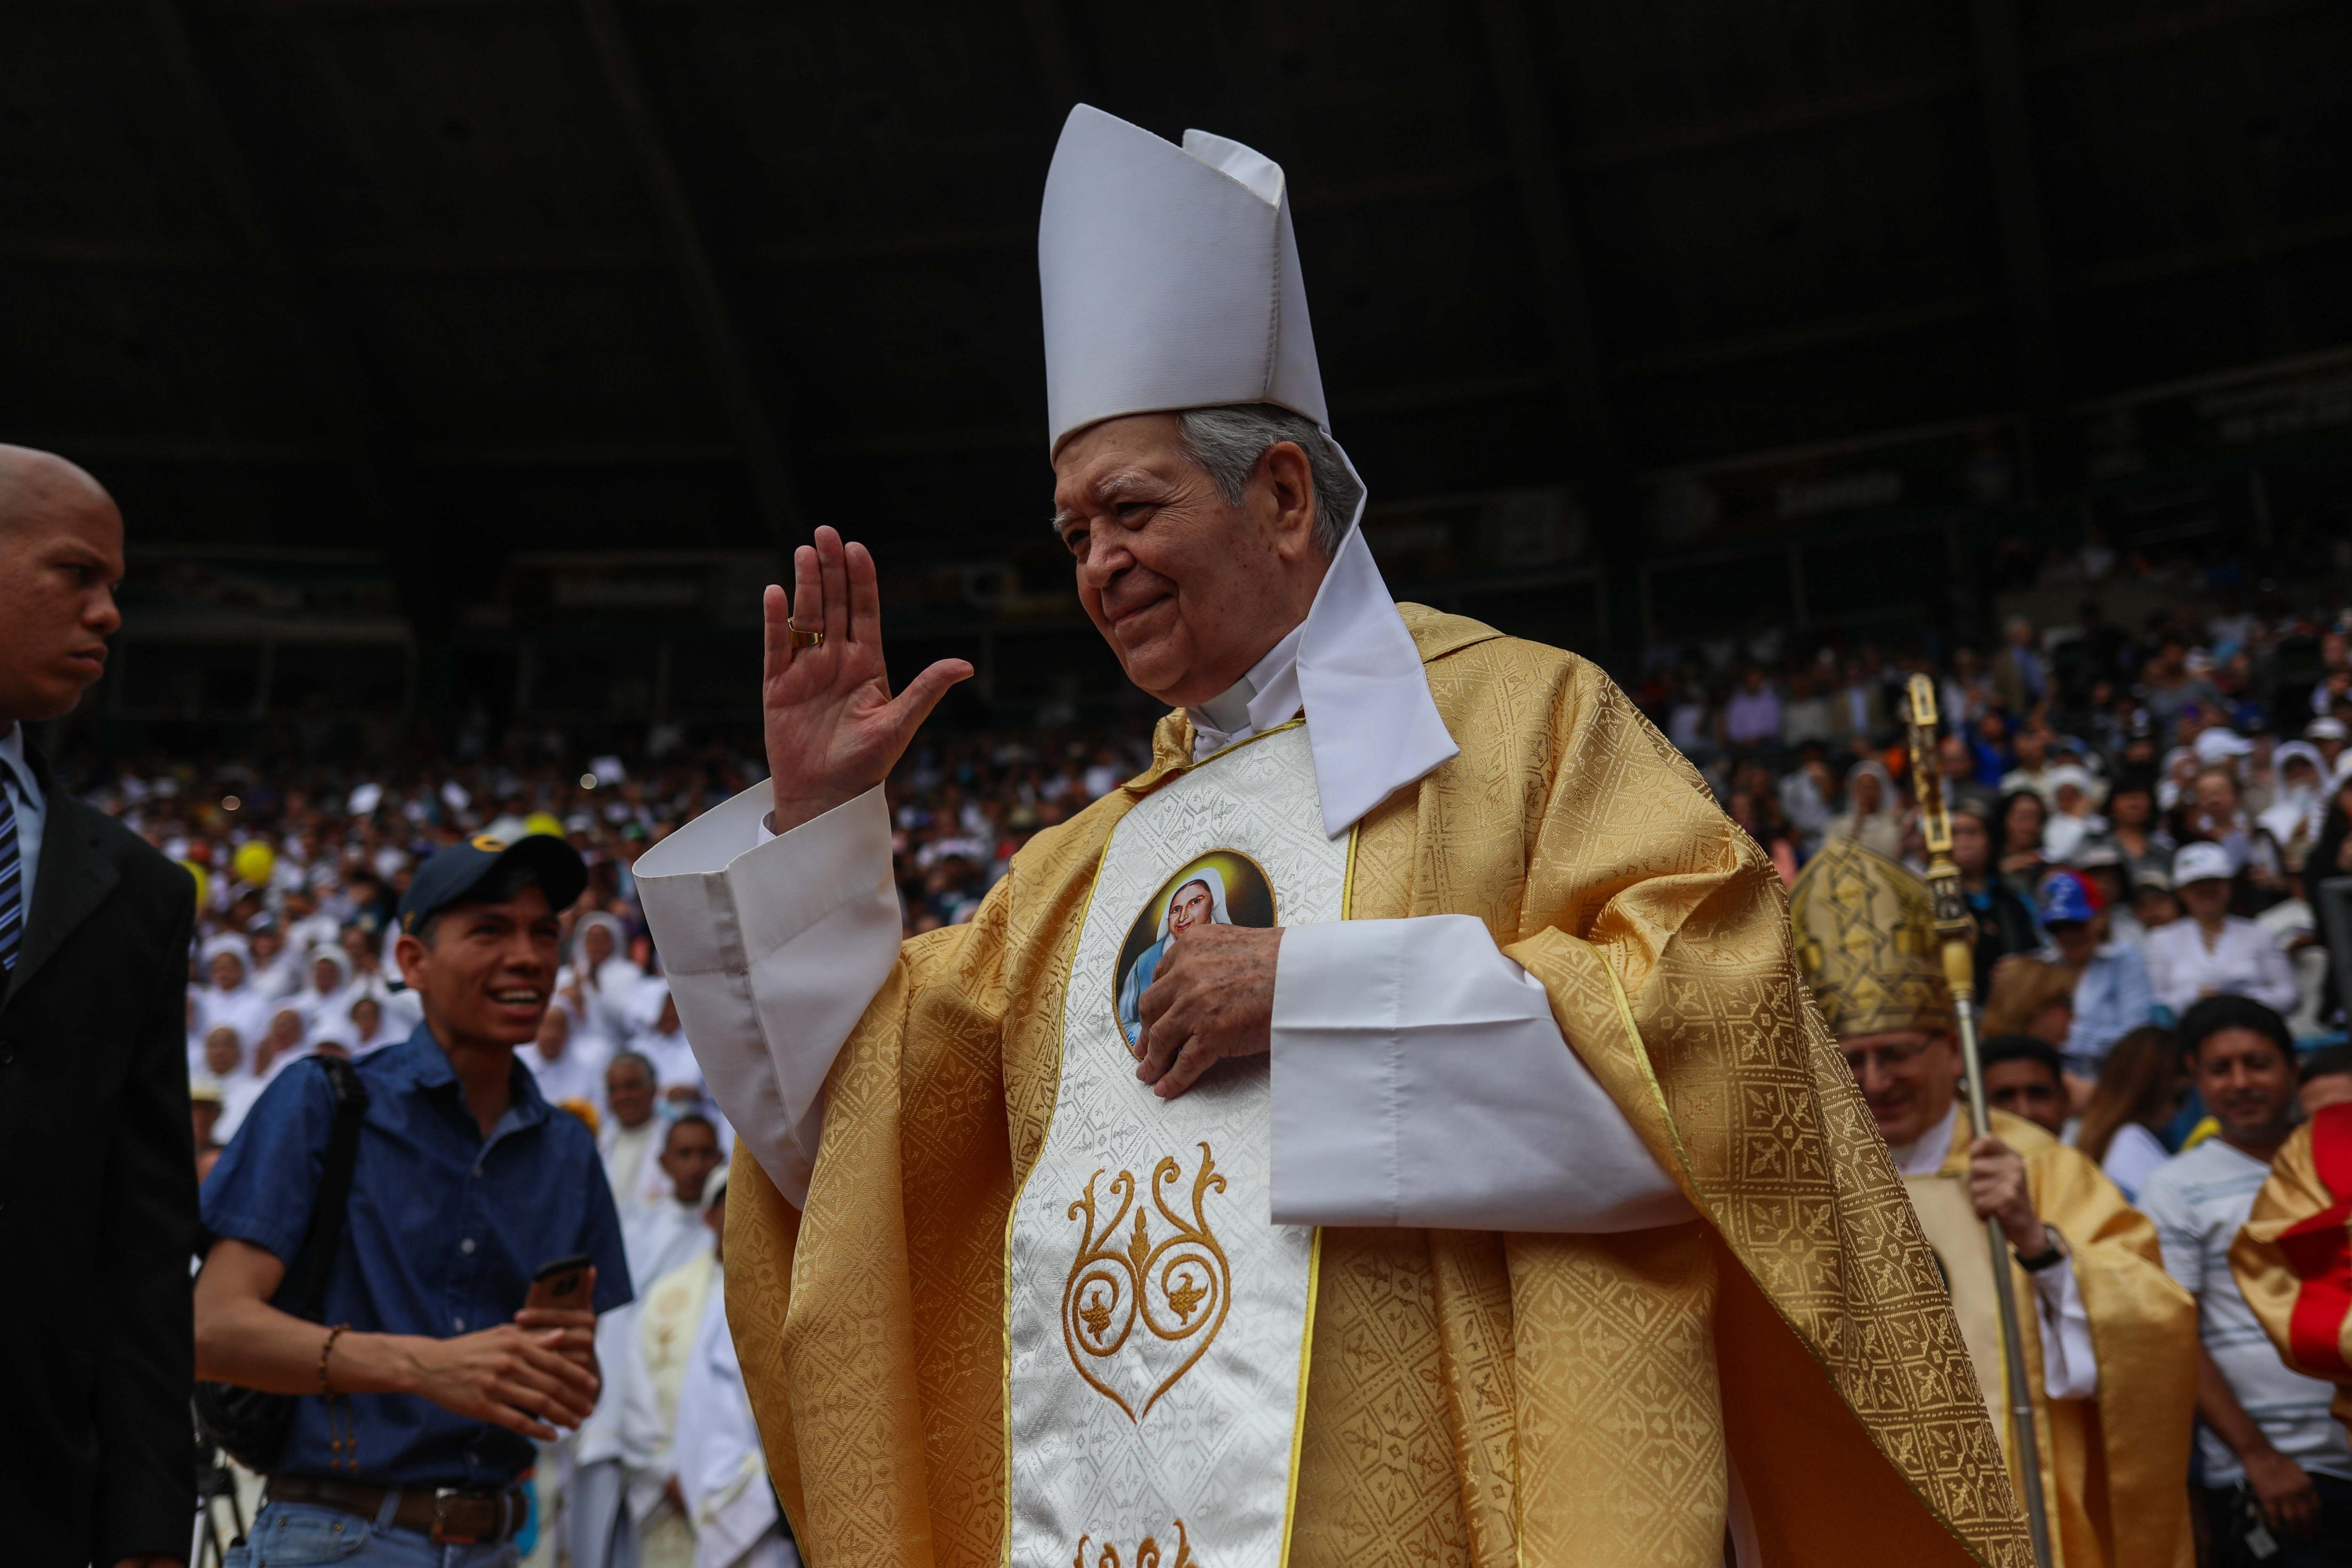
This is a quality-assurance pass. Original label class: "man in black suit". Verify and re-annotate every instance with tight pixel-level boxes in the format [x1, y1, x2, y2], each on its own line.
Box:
[0, 446, 198, 1568]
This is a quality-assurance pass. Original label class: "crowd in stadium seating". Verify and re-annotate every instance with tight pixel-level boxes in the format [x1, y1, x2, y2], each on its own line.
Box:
[67, 584, 2352, 1561]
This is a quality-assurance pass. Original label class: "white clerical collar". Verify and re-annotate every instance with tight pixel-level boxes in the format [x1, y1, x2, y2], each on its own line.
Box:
[1188, 621, 1304, 750]
[1182, 525, 1456, 837]
[1887, 1101, 1961, 1177]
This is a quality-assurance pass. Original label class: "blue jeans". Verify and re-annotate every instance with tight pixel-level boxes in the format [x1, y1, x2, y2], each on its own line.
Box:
[225, 1501, 522, 1568]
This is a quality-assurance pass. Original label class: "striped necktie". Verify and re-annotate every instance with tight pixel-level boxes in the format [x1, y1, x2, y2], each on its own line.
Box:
[0, 758, 20, 975]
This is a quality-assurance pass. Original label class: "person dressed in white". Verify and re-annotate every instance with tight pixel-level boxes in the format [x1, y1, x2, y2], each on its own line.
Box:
[2145, 841, 2301, 1017]
[343, 993, 399, 1057]
[194, 1023, 266, 1146]
[523, 1001, 608, 1114]
[633, 104, 2020, 1565]
[291, 943, 357, 1036]
[616, 1185, 724, 1568]
[244, 917, 302, 1001]
[2040, 764, 2108, 865]
[598, 1051, 667, 1224]
[671, 1206, 795, 1568]
[571, 1113, 726, 1568]
[627, 985, 704, 1107]
[559, 912, 645, 1059]
[195, 935, 274, 1073]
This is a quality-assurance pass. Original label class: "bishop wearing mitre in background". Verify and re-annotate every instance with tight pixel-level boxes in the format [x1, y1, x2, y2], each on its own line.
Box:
[1789, 836, 2197, 1568]
[638, 106, 2029, 1568]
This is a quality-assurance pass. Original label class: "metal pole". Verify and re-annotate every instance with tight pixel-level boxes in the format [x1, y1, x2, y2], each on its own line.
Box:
[1906, 674, 2055, 1568]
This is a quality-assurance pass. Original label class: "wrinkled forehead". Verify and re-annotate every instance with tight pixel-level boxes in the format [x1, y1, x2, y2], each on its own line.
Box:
[1049, 414, 1193, 514]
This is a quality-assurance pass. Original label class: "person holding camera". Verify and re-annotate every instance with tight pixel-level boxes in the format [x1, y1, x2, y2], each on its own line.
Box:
[195, 832, 632, 1564]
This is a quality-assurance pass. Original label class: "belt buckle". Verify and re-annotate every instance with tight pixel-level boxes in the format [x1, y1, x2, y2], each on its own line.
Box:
[430, 1487, 485, 1545]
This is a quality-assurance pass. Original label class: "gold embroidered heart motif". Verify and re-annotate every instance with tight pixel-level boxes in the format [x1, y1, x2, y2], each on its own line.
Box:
[1060, 1144, 1230, 1421]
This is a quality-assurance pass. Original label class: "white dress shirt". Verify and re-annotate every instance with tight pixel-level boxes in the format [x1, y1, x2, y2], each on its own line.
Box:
[2143, 915, 2301, 1017]
[640, 564, 1688, 1234]
[0, 724, 48, 930]
[1889, 1104, 2099, 1399]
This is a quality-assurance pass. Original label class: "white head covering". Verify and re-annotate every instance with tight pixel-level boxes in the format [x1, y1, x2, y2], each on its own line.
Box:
[303, 943, 353, 996]
[2044, 763, 2101, 808]
[576, 911, 626, 953]
[1038, 105, 1456, 836]
[2172, 841, 2234, 887]
[2194, 728, 2255, 767]
[1155, 865, 1234, 941]
[203, 933, 253, 980]
[2273, 740, 2326, 785]
[1841, 758, 1892, 812]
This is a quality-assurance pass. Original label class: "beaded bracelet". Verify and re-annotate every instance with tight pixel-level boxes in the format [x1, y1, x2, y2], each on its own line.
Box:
[319, 1323, 358, 1472]
[317, 1323, 348, 1393]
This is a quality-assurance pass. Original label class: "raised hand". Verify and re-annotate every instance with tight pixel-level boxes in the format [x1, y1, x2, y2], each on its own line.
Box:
[763, 526, 972, 834]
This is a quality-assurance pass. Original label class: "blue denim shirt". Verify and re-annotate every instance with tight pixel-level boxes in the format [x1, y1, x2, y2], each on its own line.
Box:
[202, 1026, 632, 1487]
[2048, 940, 2158, 1069]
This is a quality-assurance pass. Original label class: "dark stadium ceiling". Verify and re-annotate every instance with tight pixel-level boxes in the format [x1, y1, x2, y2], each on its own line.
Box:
[5, 0, 2350, 577]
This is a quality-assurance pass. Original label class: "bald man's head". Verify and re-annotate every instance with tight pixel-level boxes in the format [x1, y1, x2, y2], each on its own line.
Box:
[0, 446, 123, 728]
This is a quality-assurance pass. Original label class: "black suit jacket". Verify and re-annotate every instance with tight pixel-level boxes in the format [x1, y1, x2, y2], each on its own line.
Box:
[0, 741, 197, 1565]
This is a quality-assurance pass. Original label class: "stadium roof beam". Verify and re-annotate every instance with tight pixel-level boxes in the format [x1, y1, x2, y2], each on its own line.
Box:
[1971, 0, 2060, 416]
[135, 0, 474, 712]
[576, 0, 801, 555]
[1473, 0, 1623, 484]
[138, 0, 416, 493]
[1017, 0, 1091, 111]
[1473, 0, 1637, 655]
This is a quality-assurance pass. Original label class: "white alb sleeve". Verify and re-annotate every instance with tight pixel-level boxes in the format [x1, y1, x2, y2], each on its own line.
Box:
[634, 782, 901, 1206]
[1268, 915, 1695, 1232]
[2032, 1250, 2098, 1400]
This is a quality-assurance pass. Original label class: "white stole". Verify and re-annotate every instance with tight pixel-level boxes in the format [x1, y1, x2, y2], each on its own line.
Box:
[1005, 722, 1346, 1566]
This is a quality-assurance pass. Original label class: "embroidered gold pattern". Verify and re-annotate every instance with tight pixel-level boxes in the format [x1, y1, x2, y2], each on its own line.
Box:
[1061, 1144, 1230, 1421]
[1073, 1520, 1195, 1568]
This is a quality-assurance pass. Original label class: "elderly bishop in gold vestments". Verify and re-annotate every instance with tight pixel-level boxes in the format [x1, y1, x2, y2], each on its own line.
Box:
[638, 106, 2028, 1568]
[1790, 836, 2197, 1568]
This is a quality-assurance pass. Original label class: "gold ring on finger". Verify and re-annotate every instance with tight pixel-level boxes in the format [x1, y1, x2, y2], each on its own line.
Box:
[787, 619, 825, 649]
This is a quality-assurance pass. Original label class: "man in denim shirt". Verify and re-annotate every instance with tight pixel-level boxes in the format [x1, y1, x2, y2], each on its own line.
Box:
[197, 832, 631, 1565]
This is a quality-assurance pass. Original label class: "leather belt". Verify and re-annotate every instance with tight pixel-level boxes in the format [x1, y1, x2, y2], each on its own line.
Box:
[266, 1474, 526, 1544]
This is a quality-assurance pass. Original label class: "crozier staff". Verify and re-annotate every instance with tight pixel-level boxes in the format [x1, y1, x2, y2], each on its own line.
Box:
[637, 106, 2025, 1566]
[1789, 835, 2198, 1568]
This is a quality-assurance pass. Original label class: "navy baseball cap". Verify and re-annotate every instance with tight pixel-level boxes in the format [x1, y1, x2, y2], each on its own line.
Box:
[2035, 871, 2097, 928]
[397, 831, 588, 935]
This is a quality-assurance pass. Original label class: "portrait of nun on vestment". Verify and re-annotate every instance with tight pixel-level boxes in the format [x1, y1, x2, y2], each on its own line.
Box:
[1113, 854, 1275, 1053]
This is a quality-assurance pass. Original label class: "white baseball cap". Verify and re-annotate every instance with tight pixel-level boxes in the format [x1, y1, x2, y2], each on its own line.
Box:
[2194, 728, 2256, 766]
[2171, 841, 2234, 887]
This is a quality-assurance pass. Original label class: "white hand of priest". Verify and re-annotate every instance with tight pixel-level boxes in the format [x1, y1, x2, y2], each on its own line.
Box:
[762, 525, 973, 834]
[1135, 924, 1281, 1099]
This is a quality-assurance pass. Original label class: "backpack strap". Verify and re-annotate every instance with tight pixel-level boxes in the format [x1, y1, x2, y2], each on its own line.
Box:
[276, 1056, 371, 1321]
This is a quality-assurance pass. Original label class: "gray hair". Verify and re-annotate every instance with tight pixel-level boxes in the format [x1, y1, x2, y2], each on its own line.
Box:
[1177, 405, 1359, 557]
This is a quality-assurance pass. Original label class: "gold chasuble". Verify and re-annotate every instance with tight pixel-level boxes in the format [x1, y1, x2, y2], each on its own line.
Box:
[721, 609, 2030, 1568]
[1789, 838, 2194, 1568]
[1927, 1116, 2195, 1568]
[2233, 1104, 2352, 1423]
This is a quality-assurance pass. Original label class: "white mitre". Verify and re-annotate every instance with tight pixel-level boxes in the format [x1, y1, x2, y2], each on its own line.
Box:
[1039, 104, 1459, 836]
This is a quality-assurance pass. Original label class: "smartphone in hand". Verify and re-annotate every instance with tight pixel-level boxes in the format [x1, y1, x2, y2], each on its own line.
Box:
[523, 1253, 594, 1314]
